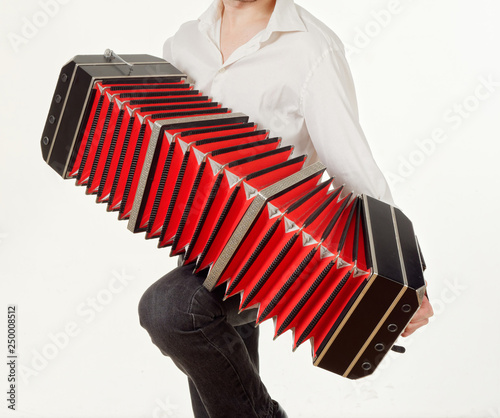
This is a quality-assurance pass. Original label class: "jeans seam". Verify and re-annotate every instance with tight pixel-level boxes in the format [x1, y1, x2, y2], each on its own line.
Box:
[197, 325, 261, 418]
[148, 282, 164, 340]
[189, 288, 262, 417]
[189, 285, 224, 330]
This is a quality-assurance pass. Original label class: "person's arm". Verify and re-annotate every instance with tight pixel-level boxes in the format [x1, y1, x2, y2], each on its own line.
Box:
[301, 45, 433, 334]
[163, 36, 174, 64]
[301, 46, 394, 205]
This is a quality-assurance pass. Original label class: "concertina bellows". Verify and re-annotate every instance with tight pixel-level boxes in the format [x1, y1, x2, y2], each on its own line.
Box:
[40, 52, 427, 379]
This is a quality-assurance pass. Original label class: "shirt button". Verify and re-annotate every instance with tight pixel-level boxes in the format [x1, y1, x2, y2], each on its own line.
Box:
[218, 67, 226, 74]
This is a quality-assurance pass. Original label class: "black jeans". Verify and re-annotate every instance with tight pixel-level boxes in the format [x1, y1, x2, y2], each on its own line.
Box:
[138, 264, 277, 418]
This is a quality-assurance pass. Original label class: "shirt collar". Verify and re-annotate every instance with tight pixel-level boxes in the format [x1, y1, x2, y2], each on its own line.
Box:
[265, 0, 307, 37]
[198, 0, 222, 30]
[198, 0, 307, 43]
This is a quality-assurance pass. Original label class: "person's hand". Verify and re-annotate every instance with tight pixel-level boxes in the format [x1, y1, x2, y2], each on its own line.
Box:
[401, 295, 433, 337]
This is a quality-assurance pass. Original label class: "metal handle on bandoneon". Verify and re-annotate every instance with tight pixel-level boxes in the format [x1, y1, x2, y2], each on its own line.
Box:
[104, 49, 134, 69]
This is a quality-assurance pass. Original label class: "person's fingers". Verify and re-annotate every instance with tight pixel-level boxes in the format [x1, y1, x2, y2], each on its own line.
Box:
[411, 296, 434, 322]
[401, 296, 434, 337]
[401, 318, 430, 337]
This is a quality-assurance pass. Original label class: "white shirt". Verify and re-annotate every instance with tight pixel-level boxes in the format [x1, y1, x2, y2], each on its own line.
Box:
[163, 0, 394, 204]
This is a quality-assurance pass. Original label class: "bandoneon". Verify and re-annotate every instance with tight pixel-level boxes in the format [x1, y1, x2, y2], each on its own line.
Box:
[41, 53, 426, 379]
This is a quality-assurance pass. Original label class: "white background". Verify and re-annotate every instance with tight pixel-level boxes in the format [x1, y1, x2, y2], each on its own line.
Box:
[1, 0, 499, 417]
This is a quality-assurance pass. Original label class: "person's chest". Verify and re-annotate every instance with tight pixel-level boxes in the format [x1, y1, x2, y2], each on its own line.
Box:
[173, 30, 311, 122]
